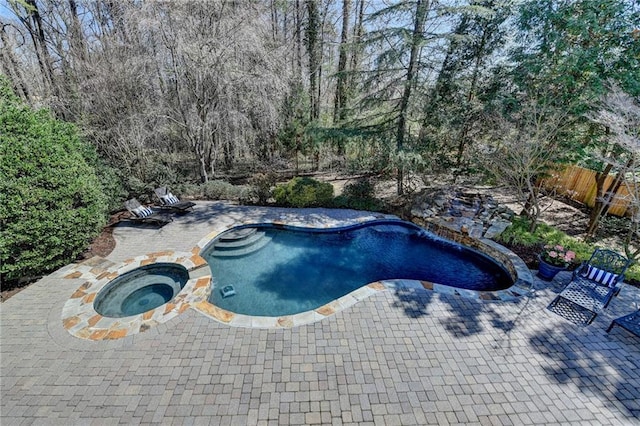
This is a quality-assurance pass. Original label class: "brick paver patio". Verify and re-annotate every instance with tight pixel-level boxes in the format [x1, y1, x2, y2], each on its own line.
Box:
[2, 201, 639, 425]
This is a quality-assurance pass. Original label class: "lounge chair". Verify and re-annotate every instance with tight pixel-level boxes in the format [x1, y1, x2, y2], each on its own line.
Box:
[124, 199, 173, 226]
[607, 309, 640, 337]
[154, 187, 196, 213]
[548, 249, 631, 325]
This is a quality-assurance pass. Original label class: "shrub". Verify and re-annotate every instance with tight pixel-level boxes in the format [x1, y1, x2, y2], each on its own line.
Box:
[174, 183, 202, 199]
[0, 80, 108, 283]
[203, 180, 249, 201]
[273, 177, 334, 207]
[343, 178, 376, 199]
[123, 175, 154, 203]
[498, 216, 593, 262]
[202, 180, 234, 199]
[96, 164, 126, 213]
[248, 171, 278, 205]
[332, 178, 383, 211]
[171, 180, 249, 202]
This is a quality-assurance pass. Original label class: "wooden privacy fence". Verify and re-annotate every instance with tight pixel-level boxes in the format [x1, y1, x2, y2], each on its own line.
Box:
[541, 164, 637, 217]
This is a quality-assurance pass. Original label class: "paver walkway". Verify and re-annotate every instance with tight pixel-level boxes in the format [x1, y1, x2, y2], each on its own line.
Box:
[2, 201, 639, 425]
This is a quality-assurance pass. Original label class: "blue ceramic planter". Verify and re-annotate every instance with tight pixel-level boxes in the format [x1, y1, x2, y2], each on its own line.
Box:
[538, 256, 566, 281]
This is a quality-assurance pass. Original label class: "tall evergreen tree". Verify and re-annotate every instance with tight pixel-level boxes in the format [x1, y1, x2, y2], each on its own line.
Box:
[512, 0, 640, 235]
[357, 0, 441, 195]
[419, 0, 513, 176]
[333, 0, 351, 126]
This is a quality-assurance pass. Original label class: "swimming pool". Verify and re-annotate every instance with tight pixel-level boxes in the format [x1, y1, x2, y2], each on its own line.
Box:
[63, 214, 531, 338]
[202, 220, 513, 317]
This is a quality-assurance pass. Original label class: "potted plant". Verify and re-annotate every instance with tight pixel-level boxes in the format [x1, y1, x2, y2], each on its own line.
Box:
[538, 244, 576, 280]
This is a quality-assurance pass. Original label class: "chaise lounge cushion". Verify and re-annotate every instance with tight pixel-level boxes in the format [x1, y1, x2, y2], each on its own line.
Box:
[133, 206, 154, 218]
[161, 193, 180, 205]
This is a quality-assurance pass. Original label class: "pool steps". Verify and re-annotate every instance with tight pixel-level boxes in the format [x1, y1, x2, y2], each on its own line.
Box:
[214, 230, 265, 248]
[218, 227, 257, 241]
[210, 228, 272, 257]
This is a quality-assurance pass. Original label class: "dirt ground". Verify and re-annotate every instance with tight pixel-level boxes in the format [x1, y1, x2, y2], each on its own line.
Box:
[1, 177, 635, 301]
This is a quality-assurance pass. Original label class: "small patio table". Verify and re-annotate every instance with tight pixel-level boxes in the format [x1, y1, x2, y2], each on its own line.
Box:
[607, 309, 640, 337]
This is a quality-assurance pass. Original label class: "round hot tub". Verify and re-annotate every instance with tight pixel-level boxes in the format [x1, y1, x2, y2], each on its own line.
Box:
[94, 263, 189, 318]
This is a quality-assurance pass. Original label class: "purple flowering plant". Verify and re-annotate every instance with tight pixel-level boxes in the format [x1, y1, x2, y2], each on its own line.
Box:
[541, 244, 576, 267]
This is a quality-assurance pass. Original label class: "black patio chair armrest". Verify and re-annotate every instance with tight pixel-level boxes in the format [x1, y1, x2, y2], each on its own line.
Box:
[572, 262, 588, 280]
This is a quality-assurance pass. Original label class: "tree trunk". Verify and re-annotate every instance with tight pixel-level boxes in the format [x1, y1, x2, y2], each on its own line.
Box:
[295, 0, 303, 84]
[0, 25, 31, 101]
[421, 14, 469, 133]
[305, 0, 320, 122]
[17, 0, 57, 100]
[525, 182, 541, 232]
[350, 0, 364, 80]
[333, 0, 350, 125]
[395, 0, 429, 195]
[586, 157, 634, 237]
[453, 25, 489, 179]
[270, 0, 278, 41]
[68, 0, 86, 61]
[586, 162, 614, 237]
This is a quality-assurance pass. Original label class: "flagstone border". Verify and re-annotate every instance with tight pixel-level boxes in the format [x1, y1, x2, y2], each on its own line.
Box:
[61, 216, 533, 339]
[61, 251, 209, 340]
[191, 218, 533, 329]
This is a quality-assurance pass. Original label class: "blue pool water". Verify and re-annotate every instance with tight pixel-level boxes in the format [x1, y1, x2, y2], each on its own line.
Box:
[202, 221, 513, 317]
[94, 263, 189, 317]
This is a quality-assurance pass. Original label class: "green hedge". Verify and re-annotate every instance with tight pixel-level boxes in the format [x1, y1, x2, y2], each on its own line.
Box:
[273, 177, 334, 207]
[0, 80, 108, 283]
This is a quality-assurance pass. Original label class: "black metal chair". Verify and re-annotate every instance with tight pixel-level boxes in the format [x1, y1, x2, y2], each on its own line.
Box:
[607, 309, 640, 337]
[548, 249, 631, 325]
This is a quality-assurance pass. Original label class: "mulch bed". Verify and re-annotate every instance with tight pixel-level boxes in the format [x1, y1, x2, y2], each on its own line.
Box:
[76, 211, 127, 260]
[501, 242, 543, 269]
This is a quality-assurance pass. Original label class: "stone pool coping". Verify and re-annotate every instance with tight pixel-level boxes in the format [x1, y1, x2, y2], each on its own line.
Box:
[61, 251, 210, 340]
[61, 216, 533, 339]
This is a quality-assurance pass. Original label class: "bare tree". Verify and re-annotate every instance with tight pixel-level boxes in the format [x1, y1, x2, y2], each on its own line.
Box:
[0, 22, 30, 101]
[6, 0, 58, 104]
[155, 1, 289, 181]
[588, 87, 640, 259]
[479, 101, 569, 231]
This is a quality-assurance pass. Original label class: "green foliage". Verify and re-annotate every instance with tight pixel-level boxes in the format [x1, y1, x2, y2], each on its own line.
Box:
[343, 178, 376, 199]
[248, 172, 277, 205]
[202, 180, 248, 201]
[333, 178, 384, 211]
[273, 177, 334, 208]
[277, 84, 311, 157]
[502, 0, 640, 174]
[513, 0, 639, 109]
[93, 164, 126, 213]
[498, 216, 592, 259]
[497, 215, 640, 281]
[123, 176, 154, 203]
[174, 180, 249, 203]
[0, 79, 108, 283]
